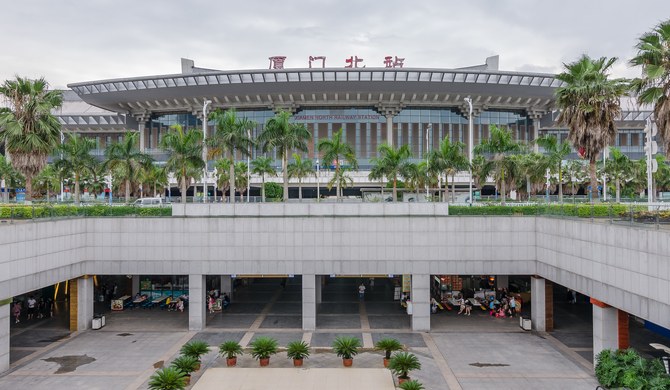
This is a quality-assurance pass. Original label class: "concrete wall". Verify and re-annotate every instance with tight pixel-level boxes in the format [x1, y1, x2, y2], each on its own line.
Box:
[0, 205, 669, 329]
[536, 218, 670, 328]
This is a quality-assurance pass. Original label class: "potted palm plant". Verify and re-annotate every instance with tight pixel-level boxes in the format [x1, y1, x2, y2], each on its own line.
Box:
[374, 338, 403, 367]
[170, 355, 198, 385]
[332, 336, 361, 367]
[219, 340, 244, 367]
[399, 380, 425, 390]
[250, 337, 279, 367]
[180, 340, 210, 370]
[388, 352, 422, 384]
[148, 366, 187, 390]
[286, 340, 310, 367]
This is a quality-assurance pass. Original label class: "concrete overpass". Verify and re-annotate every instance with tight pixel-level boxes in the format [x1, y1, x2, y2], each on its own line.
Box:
[0, 203, 667, 372]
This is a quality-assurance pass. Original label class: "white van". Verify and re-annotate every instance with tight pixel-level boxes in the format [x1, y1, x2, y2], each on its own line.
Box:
[133, 197, 169, 207]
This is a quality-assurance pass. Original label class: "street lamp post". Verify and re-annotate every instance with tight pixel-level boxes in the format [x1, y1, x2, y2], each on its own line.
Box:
[425, 124, 432, 200]
[464, 97, 473, 205]
[316, 159, 320, 202]
[545, 168, 551, 203]
[247, 128, 251, 203]
[202, 100, 212, 203]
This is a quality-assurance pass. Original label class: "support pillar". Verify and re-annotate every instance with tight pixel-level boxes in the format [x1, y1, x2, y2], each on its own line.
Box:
[532, 118, 541, 153]
[0, 303, 9, 373]
[592, 298, 618, 362]
[618, 310, 629, 349]
[188, 274, 206, 331]
[531, 276, 554, 331]
[131, 275, 140, 296]
[385, 115, 394, 146]
[138, 122, 146, 151]
[411, 274, 430, 331]
[302, 274, 316, 331]
[496, 275, 509, 290]
[315, 275, 322, 304]
[221, 275, 233, 301]
[69, 276, 94, 332]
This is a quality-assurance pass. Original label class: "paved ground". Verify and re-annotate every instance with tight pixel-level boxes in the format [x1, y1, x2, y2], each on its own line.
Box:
[5, 277, 658, 389]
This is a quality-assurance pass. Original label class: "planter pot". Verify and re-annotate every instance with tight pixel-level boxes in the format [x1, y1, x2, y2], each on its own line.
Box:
[293, 358, 303, 367]
[184, 375, 191, 386]
[383, 358, 390, 368]
[194, 362, 201, 371]
[259, 358, 270, 367]
[342, 358, 353, 367]
[226, 357, 237, 367]
[398, 377, 410, 385]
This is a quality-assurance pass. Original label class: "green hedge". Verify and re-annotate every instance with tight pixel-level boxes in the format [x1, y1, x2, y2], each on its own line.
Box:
[449, 204, 635, 217]
[595, 349, 670, 390]
[0, 205, 172, 219]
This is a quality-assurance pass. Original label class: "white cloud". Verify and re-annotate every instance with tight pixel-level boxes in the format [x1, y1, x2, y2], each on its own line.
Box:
[1, 0, 668, 88]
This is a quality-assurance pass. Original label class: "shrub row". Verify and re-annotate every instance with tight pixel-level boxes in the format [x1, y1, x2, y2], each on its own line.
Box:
[449, 204, 635, 217]
[0, 205, 171, 219]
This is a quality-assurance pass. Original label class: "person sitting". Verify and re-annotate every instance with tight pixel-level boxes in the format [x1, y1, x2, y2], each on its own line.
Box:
[495, 307, 506, 318]
[176, 298, 184, 312]
[222, 293, 230, 309]
[457, 297, 466, 315]
[464, 299, 473, 316]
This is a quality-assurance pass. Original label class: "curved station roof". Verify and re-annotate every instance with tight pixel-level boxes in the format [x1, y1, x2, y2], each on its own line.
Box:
[68, 57, 562, 119]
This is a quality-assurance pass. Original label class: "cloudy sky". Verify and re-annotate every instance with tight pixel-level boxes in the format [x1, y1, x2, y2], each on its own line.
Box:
[1, 0, 669, 89]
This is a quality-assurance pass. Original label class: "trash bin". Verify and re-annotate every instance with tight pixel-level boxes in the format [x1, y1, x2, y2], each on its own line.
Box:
[520, 316, 531, 331]
[92, 316, 102, 330]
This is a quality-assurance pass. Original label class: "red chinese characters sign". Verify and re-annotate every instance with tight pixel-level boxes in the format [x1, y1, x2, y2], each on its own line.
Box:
[266, 55, 406, 69]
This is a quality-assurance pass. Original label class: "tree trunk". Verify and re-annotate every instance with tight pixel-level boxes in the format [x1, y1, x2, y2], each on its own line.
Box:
[74, 174, 81, 204]
[558, 162, 563, 204]
[451, 174, 456, 203]
[25, 175, 33, 202]
[46, 188, 50, 203]
[181, 176, 187, 204]
[616, 178, 621, 203]
[526, 175, 531, 201]
[282, 151, 289, 202]
[230, 153, 236, 204]
[589, 158, 598, 202]
[501, 169, 507, 206]
[261, 175, 266, 202]
[392, 177, 397, 202]
[298, 178, 302, 201]
[153, 184, 157, 198]
[125, 179, 130, 204]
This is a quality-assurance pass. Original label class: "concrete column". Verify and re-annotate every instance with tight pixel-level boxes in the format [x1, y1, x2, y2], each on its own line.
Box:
[138, 122, 146, 151]
[188, 274, 206, 331]
[302, 274, 316, 331]
[221, 275, 233, 301]
[531, 276, 546, 331]
[70, 276, 93, 332]
[131, 275, 140, 296]
[386, 114, 394, 146]
[496, 275, 509, 289]
[0, 303, 9, 373]
[411, 274, 430, 331]
[618, 310, 629, 349]
[592, 300, 618, 362]
[533, 118, 541, 153]
[315, 275, 322, 304]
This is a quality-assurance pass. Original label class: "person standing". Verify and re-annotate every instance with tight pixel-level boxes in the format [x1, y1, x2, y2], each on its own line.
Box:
[12, 302, 21, 324]
[26, 296, 36, 320]
[358, 283, 366, 301]
[509, 296, 517, 317]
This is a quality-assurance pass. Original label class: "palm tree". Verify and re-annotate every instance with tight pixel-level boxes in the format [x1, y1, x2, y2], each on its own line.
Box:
[327, 167, 354, 198]
[536, 135, 571, 203]
[474, 125, 523, 205]
[403, 161, 430, 199]
[564, 159, 587, 199]
[34, 164, 60, 202]
[287, 153, 315, 201]
[104, 132, 153, 203]
[0, 155, 20, 202]
[53, 134, 97, 204]
[252, 156, 277, 202]
[258, 110, 311, 201]
[368, 164, 387, 200]
[160, 124, 204, 204]
[317, 128, 358, 201]
[215, 158, 232, 199]
[234, 161, 249, 198]
[209, 109, 255, 203]
[555, 55, 628, 201]
[429, 138, 469, 203]
[604, 147, 632, 202]
[511, 153, 544, 200]
[630, 20, 670, 154]
[81, 163, 107, 201]
[140, 164, 168, 198]
[471, 155, 493, 199]
[0, 77, 62, 201]
[654, 155, 670, 195]
[369, 143, 410, 202]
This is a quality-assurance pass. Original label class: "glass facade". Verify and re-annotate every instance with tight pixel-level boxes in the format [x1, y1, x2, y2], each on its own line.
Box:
[148, 107, 539, 167]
